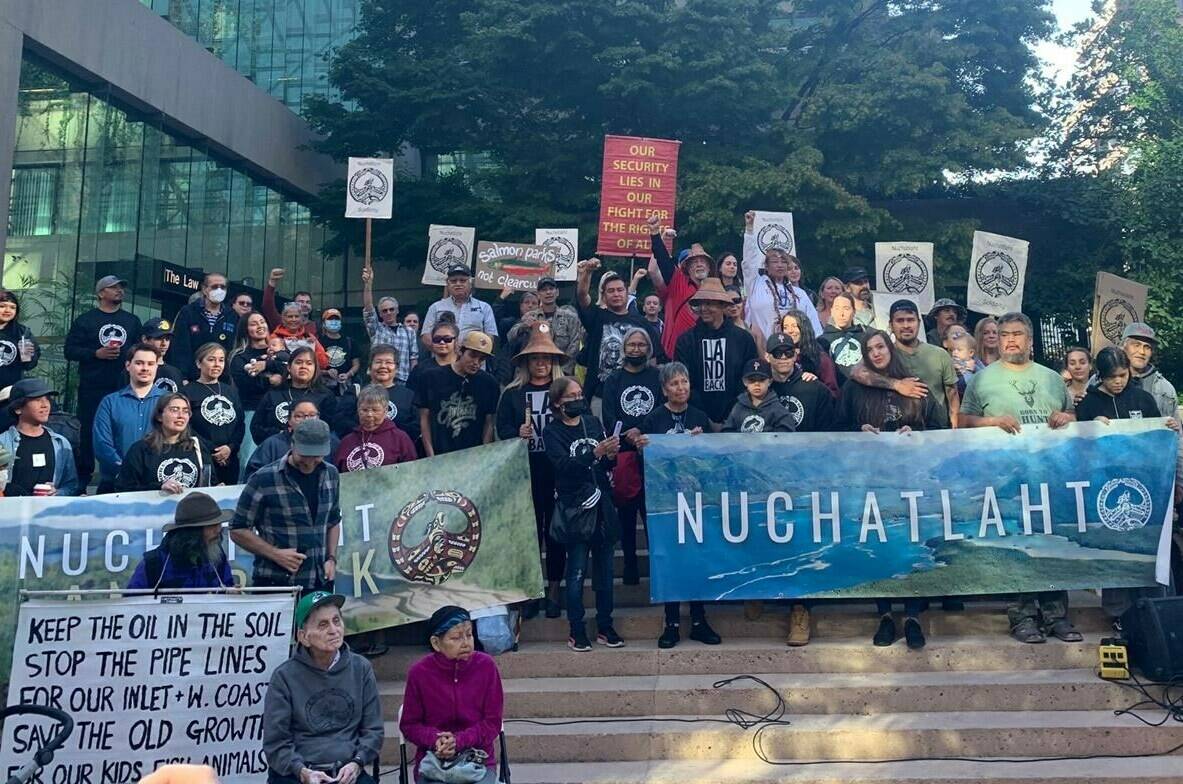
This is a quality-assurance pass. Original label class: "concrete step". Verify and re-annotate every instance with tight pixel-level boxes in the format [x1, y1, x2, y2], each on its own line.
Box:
[518, 603, 1111, 643]
[377, 668, 1141, 720]
[495, 757, 1183, 783]
[381, 710, 1183, 764]
[369, 635, 1105, 680]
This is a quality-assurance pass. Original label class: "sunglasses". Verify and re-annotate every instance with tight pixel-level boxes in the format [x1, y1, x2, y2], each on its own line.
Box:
[770, 350, 798, 359]
[432, 335, 456, 345]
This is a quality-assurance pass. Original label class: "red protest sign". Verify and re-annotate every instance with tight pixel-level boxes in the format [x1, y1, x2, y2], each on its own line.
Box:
[595, 135, 680, 257]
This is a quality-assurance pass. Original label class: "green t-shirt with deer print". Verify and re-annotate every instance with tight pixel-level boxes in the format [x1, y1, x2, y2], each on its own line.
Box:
[961, 360, 1073, 426]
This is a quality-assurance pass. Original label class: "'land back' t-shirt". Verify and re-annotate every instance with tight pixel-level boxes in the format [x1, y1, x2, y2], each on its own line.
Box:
[960, 361, 1073, 425]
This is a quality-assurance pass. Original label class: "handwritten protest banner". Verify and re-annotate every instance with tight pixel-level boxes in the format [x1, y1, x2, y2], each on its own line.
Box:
[1, 594, 293, 784]
[1091, 271, 1148, 353]
[644, 420, 1176, 602]
[535, 228, 579, 282]
[596, 135, 680, 256]
[473, 241, 558, 291]
[422, 225, 476, 286]
[875, 242, 935, 314]
[751, 211, 797, 259]
[967, 230, 1028, 316]
[0, 441, 541, 680]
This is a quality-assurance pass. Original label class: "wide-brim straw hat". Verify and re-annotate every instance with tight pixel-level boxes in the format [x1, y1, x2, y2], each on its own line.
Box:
[689, 277, 735, 305]
[514, 322, 567, 360]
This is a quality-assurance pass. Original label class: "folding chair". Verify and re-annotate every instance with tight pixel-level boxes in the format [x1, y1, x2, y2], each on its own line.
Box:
[396, 704, 511, 784]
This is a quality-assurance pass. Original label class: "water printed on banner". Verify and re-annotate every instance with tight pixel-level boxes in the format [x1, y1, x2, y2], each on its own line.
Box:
[595, 135, 680, 256]
[875, 242, 935, 315]
[870, 291, 927, 344]
[473, 241, 558, 291]
[1, 594, 294, 784]
[423, 225, 476, 286]
[344, 157, 394, 219]
[751, 212, 797, 259]
[967, 231, 1028, 316]
[535, 229, 579, 282]
[1091, 271, 1148, 353]
[643, 420, 1177, 603]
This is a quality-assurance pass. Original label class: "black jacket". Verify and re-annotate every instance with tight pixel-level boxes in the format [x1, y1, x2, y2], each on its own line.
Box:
[166, 300, 237, 380]
[770, 366, 838, 432]
[544, 415, 618, 544]
[1074, 384, 1162, 422]
[0, 320, 39, 390]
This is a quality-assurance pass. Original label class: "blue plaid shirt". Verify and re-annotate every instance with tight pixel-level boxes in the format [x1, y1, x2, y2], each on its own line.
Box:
[230, 455, 341, 589]
[364, 306, 418, 383]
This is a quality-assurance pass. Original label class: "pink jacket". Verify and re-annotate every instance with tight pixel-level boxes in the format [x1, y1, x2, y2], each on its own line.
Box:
[400, 651, 504, 775]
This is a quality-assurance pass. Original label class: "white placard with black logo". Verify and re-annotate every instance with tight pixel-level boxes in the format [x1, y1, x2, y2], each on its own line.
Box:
[423, 224, 476, 286]
[751, 211, 797, 258]
[344, 157, 394, 219]
[875, 241, 934, 315]
[535, 228, 579, 282]
[967, 231, 1028, 316]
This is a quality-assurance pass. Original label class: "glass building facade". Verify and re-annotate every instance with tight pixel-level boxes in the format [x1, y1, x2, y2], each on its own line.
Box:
[139, 0, 361, 111]
[4, 53, 344, 405]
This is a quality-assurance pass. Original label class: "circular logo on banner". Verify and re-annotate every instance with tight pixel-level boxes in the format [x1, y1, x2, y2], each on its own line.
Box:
[883, 253, 929, 295]
[201, 394, 237, 427]
[326, 345, 347, 369]
[757, 224, 794, 255]
[305, 689, 356, 733]
[740, 414, 766, 433]
[348, 167, 389, 206]
[0, 340, 17, 367]
[99, 324, 128, 347]
[345, 442, 385, 472]
[620, 385, 656, 418]
[1100, 298, 1138, 344]
[780, 395, 805, 427]
[389, 490, 482, 585]
[542, 236, 576, 274]
[157, 457, 198, 487]
[274, 401, 291, 425]
[974, 250, 1020, 298]
[429, 238, 468, 274]
[1096, 477, 1153, 532]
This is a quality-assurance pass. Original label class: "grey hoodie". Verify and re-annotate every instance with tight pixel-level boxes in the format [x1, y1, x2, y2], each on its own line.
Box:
[263, 643, 384, 777]
[722, 392, 797, 433]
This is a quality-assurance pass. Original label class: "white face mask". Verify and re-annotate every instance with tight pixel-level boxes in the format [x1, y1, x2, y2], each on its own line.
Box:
[208, 287, 227, 304]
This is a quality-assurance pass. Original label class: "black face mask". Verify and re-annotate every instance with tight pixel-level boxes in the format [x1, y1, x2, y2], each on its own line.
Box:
[562, 400, 588, 419]
[623, 354, 648, 367]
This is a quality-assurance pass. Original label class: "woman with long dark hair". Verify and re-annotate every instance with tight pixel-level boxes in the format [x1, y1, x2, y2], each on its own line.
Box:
[0, 289, 39, 395]
[251, 346, 335, 445]
[183, 342, 245, 485]
[780, 309, 838, 396]
[229, 311, 281, 471]
[839, 330, 945, 651]
[116, 393, 214, 493]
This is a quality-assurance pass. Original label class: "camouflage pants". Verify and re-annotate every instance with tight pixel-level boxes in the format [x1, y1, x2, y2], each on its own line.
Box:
[1007, 591, 1068, 630]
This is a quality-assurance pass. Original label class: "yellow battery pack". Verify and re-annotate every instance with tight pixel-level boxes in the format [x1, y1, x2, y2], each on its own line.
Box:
[1098, 637, 1129, 680]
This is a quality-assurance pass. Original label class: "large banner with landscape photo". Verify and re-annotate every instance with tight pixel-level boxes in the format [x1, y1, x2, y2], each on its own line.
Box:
[644, 420, 1176, 603]
[0, 440, 541, 680]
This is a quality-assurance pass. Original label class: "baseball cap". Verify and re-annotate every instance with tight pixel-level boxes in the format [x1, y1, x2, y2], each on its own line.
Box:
[294, 591, 345, 629]
[460, 330, 495, 357]
[766, 333, 797, 354]
[445, 264, 472, 278]
[1121, 322, 1156, 344]
[842, 267, 870, 284]
[95, 274, 128, 294]
[889, 299, 919, 317]
[742, 359, 772, 380]
[291, 418, 332, 458]
[321, 308, 342, 320]
[143, 317, 174, 338]
[536, 276, 557, 290]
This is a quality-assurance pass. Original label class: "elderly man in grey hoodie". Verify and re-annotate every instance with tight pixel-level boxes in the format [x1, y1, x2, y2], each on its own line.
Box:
[263, 592, 383, 784]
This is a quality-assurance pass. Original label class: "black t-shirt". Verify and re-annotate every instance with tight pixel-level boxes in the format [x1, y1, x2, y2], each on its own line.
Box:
[293, 462, 323, 522]
[320, 334, 357, 374]
[576, 303, 658, 399]
[600, 366, 664, 450]
[413, 364, 500, 455]
[407, 356, 450, 393]
[9, 430, 56, 496]
[641, 404, 713, 435]
[153, 363, 186, 393]
[182, 381, 246, 452]
[115, 437, 213, 492]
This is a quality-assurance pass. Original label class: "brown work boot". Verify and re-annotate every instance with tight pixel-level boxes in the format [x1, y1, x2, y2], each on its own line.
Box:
[744, 600, 764, 621]
[787, 604, 811, 646]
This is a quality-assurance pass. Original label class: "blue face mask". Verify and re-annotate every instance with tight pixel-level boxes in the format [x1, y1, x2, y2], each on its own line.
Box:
[324, 319, 342, 332]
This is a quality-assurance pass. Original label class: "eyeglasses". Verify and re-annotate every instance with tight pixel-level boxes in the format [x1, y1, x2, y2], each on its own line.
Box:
[432, 335, 456, 344]
[163, 406, 190, 415]
[236, 298, 252, 306]
[379, 307, 397, 314]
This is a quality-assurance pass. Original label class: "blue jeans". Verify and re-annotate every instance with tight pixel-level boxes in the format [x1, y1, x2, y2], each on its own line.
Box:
[566, 537, 615, 634]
